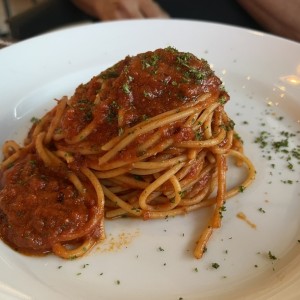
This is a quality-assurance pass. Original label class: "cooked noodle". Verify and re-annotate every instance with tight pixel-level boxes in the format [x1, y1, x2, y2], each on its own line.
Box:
[0, 47, 255, 259]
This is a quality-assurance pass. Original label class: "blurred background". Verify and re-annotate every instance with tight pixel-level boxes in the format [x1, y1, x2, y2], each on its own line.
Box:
[1, 0, 266, 42]
[0, 0, 41, 37]
[1, 0, 298, 43]
[0, 0, 91, 41]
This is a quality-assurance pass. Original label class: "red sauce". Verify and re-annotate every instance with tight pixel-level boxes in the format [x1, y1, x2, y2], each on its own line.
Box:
[0, 48, 226, 256]
[59, 48, 223, 150]
[0, 152, 98, 255]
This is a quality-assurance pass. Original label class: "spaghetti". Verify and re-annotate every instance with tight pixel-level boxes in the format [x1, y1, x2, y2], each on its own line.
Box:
[0, 47, 255, 259]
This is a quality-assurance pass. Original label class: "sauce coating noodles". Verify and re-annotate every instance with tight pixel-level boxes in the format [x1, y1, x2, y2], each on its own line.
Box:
[0, 48, 255, 259]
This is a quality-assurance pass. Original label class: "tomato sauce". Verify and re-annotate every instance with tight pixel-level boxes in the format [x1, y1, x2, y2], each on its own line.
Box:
[0, 152, 98, 255]
[59, 48, 223, 150]
[0, 48, 225, 256]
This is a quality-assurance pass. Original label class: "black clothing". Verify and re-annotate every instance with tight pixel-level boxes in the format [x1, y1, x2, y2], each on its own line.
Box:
[7, 0, 264, 40]
[157, 0, 264, 31]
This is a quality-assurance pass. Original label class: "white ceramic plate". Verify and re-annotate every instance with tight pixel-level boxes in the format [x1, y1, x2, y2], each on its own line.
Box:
[0, 20, 300, 300]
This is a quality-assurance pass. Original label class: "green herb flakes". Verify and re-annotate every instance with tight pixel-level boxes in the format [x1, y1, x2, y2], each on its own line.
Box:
[239, 186, 245, 193]
[268, 251, 277, 260]
[122, 83, 131, 94]
[30, 116, 40, 124]
[211, 262, 220, 269]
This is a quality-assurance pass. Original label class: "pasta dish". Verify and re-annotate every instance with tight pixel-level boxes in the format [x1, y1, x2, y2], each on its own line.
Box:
[0, 47, 255, 259]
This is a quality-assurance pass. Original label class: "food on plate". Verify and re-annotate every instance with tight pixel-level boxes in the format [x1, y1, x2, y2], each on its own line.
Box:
[0, 47, 255, 259]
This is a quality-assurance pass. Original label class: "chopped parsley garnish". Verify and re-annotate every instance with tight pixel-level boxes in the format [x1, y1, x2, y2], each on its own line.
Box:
[106, 101, 120, 123]
[219, 205, 226, 218]
[188, 67, 206, 81]
[142, 114, 149, 121]
[141, 54, 160, 69]
[291, 147, 300, 160]
[233, 132, 244, 144]
[195, 131, 203, 141]
[220, 119, 235, 131]
[165, 46, 178, 53]
[272, 139, 288, 152]
[211, 262, 220, 269]
[176, 52, 192, 66]
[281, 180, 293, 184]
[30, 116, 40, 124]
[99, 67, 119, 79]
[29, 160, 37, 166]
[254, 128, 300, 174]
[75, 99, 94, 122]
[218, 96, 227, 105]
[268, 251, 277, 260]
[122, 83, 131, 94]
[169, 197, 175, 204]
[254, 131, 270, 148]
[7, 162, 14, 169]
[69, 255, 78, 260]
[143, 91, 151, 98]
[179, 190, 186, 198]
[239, 185, 245, 193]
[84, 110, 93, 122]
[176, 52, 210, 82]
